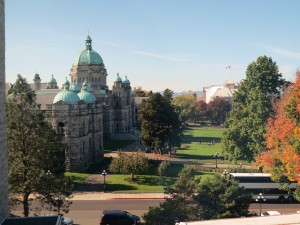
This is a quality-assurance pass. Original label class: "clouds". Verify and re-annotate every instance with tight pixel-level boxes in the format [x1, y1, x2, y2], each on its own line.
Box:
[134, 50, 188, 62]
[263, 45, 300, 61]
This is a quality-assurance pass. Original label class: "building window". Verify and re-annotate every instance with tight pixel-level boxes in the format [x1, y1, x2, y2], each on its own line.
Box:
[57, 122, 65, 135]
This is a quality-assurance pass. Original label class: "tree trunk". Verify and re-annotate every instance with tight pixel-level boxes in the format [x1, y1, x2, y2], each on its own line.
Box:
[23, 192, 30, 217]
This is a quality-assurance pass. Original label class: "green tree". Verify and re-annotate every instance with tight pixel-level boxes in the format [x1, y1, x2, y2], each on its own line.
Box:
[207, 98, 231, 125]
[172, 94, 198, 123]
[222, 56, 286, 162]
[195, 100, 208, 125]
[7, 75, 73, 217]
[109, 151, 149, 180]
[157, 160, 170, 177]
[139, 89, 181, 154]
[193, 174, 252, 220]
[143, 166, 199, 225]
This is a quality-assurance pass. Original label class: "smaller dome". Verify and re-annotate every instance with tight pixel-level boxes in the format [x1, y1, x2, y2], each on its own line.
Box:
[69, 82, 81, 93]
[122, 75, 130, 84]
[77, 82, 96, 103]
[53, 79, 80, 104]
[114, 73, 122, 83]
[49, 74, 57, 84]
[87, 83, 93, 92]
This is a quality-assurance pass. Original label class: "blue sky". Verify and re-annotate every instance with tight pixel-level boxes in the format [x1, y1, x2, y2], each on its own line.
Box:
[5, 0, 300, 92]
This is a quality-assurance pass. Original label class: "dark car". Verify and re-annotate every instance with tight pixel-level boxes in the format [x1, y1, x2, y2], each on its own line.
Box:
[100, 210, 141, 225]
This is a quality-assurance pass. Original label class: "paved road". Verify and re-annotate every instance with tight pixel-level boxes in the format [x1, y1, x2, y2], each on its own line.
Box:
[12, 199, 300, 225]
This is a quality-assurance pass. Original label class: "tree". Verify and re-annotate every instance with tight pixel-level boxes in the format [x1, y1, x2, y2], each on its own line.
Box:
[256, 72, 300, 185]
[172, 94, 198, 123]
[222, 56, 286, 162]
[143, 166, 199, 225]
[109, 150, 150, 180]
[193, 174, 252, 220]
[7, 75, 73, 217]
[195, 100, 208, 125]
[157, 160, 170, 177]
[207, 98, 231, 125]
[139, 89, 181, 154]
[132, 86, 149, 97]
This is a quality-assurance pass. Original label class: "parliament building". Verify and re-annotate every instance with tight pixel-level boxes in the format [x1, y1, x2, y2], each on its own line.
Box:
[29, 35, 135, 172]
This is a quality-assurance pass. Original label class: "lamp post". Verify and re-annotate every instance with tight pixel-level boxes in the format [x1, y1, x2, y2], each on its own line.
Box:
[46, 170, 52, 176]
[102, 170, 107, 192]
[54, 197, 60, 214]
[213, 152, 219, 170]
[222, 169, 228, 178]
[256, 193, 266, 216]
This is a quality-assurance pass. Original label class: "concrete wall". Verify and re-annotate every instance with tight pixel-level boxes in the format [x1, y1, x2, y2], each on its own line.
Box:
[0, 0, 9, 221]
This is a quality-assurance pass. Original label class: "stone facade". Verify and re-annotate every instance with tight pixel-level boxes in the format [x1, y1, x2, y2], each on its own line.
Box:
[0, 0, 9, 221]
[32, 36, 136, 172]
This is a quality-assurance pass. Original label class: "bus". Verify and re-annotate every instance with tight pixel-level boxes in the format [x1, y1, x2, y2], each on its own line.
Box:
[230, 173, 298, 203]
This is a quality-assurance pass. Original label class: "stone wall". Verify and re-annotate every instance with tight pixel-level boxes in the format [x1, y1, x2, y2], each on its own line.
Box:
[0, 0, 9, 221]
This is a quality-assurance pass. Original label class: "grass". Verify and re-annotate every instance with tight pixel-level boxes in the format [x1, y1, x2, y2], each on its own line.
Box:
[68, 126, 251, 192]
[105, 170, 214, 193]
[172, 126, 228, 162]
[65, 172, 90, 184]
[105, 174, 177, 192]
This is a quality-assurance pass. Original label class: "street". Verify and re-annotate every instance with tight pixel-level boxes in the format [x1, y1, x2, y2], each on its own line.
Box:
[11, 199, 300, 225]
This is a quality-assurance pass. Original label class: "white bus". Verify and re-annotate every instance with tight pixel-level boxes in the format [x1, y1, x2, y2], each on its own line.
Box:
[230, 173, 298, 203]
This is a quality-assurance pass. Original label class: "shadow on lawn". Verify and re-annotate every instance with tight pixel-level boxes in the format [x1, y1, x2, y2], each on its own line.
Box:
[181, 134, 221, 144]
[174, 153, 224, 161]
[73, 183, 137, 192]
[136, 176, 177, 186]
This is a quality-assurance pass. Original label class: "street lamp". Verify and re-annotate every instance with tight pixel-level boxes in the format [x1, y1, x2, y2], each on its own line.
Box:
[213, 152, 219, 170]
[54, 197, 60, 214]
[256, 193, 266, 215]
[222, 169, 228, 178]
[46, 170, 52, 176]
[102, 170, 108, 192]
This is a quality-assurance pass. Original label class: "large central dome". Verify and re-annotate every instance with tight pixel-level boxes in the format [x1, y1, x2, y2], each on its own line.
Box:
[73, 35, 103, 65]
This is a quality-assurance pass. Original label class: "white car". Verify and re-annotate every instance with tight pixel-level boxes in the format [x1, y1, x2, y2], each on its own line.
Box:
[62, 216, 73, 225]
[261, 211, 281, 216]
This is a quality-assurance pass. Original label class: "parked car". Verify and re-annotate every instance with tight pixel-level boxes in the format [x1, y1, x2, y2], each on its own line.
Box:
[100, 210, 141, 225]
[62, 216, 73, 225]
[261, 211, 281, 216]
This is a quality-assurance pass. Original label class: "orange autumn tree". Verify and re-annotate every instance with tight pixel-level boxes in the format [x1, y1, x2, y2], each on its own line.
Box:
[256, 71, 300, 184]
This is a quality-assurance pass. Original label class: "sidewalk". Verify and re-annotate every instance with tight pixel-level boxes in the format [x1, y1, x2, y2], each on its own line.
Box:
[71, 192, 165, 200]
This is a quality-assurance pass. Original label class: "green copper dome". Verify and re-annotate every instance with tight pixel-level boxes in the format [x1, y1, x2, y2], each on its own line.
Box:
[73, 35, 104, 65]
[114, 73, 122, 83]
[69, 82, 81, 93]
[53, 79, 80, 104]
[87, 83, 93, 92]
[77, 82, 96, 103]
[49, 74, 57, 84]
[122, 75, 130, 84]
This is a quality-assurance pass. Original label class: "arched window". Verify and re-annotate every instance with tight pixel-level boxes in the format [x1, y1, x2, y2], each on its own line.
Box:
[57, 122, 65, 135]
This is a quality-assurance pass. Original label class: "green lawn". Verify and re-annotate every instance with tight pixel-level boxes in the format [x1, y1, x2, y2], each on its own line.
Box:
[173, 126, 225, 162]
[105, 170, 214, 193]
[68, 126, 248, 193]
[65, 172, 90, 184]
